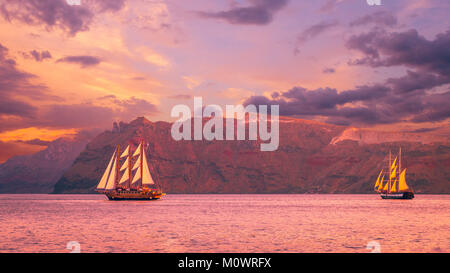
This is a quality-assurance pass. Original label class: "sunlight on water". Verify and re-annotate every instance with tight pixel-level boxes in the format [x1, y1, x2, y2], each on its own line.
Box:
[0, 194, 448, 253]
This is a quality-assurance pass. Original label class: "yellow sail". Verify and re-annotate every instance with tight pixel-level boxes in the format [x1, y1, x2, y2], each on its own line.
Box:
[377, 175, 385, 191]
[398, 168, 409, 192]
[382, 180, 389, 191]
[120, 145, 129, 158]
[374, 170, 383, 189]
[96, 150, 116, 190]
[390, 180, 397, 193]
[390, 166, 397, 179]
[390, 157, 397, 171]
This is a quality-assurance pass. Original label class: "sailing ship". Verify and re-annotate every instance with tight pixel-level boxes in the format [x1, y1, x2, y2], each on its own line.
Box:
[374, 148, 414, 200]
[96, 140, 165, 200]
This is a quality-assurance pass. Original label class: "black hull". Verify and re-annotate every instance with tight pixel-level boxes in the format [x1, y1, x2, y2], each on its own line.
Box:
[380, 192, 414, 199]
[99, 189, 164, 201]
[106, 196, 160, 201]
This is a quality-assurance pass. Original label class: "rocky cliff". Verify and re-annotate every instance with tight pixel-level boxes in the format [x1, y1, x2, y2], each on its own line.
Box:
[53, 117, 450, 194]
[0, 137, 89, 193]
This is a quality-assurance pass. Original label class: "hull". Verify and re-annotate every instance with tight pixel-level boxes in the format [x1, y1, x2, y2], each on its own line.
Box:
[101, 189, 165, 201]
[380, 192, 414, 199]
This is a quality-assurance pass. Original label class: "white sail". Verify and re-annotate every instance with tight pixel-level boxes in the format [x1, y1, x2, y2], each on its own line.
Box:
[119, 169, 129, 184]
[132, 167, 141, 183]
[120, 145, 129, 158]
[132, 155, 141, 171]
[133, 143, 141, 157]
[105, 156, 118, 190]
[120, 157, 129, 171]
[142, 151, 155, 185]
[96, 151, 116, 189]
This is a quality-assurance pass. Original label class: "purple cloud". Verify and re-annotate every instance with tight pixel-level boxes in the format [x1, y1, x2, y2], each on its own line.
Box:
[243, 71, 450, 126]
[56, 55, 101, 67]
[0, 0, 127, 36]
[347, 28, 450, 76]
[350, 11, 397, 27]
[197, 0, 288, 25]
[323, 67, 336, 74]
[0, 43, 42, 118]
[297, 20, 339, 44]
[29, 50, 52, 62]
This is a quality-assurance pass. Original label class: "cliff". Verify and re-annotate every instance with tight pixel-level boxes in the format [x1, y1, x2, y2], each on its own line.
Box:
[0, 137, 89, 193]
[53, 117, 450, 194]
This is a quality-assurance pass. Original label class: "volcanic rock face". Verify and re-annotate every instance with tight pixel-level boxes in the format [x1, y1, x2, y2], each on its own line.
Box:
[0, 137, 89, 193]
[53, 117, 450, 194]
[330, 127, 450, 145]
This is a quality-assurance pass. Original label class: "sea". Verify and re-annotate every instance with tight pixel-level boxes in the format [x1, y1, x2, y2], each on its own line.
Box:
[0, 194, 448, 253]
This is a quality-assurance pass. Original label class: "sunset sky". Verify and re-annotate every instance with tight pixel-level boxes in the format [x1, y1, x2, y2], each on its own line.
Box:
[0, 0, 449, 162]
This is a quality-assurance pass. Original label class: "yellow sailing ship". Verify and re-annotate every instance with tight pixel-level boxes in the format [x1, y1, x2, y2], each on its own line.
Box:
[374, 148, 414, 199]
[96, 140, 165, 200]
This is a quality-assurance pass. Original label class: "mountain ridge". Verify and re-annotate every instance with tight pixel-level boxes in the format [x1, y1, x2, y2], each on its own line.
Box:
[0, 137, 90, 193]
[53, 117, 450, 194]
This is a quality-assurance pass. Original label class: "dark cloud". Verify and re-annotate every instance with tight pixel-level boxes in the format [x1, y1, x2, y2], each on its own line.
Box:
[16, 138, 51, 146]
[346, 28, 450, 76]
[131, 76, 146, 81]
[410, 92, 450, 123]
[56, 55, 101, 67]
[350, 11, 397, 27]
[386, 70, 449, 94]
[0, 43, 52, 118]
[244, 72, 450, 126]
[0, 0, 127, 36]
[323, 67, 335, 74]
[90, 0, 126, 12]
[197, 0, 288, 25]
[298, 28, 450, 124]
[0, 43, 156, 133]
[294, 20, 338, 54]
[28, 50, 52, 62]
[297, 20, 338, 44]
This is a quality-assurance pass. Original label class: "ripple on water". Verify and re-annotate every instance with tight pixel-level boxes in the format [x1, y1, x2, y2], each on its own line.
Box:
[0, 194, 448, 253]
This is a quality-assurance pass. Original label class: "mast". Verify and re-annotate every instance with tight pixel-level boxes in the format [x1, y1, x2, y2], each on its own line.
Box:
[141, 140, 144, 188]
[114, 144, 120, 190]
[128, 142, 132, 189]
[388, 150, 391, 193]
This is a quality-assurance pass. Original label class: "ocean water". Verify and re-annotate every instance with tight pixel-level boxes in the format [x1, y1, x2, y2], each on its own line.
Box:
[0, 194, 448, 253]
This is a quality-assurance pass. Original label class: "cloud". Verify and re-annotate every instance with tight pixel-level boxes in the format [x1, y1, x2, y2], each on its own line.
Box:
[16, 138, 51, 146]
[319, 0, 345, 13]
[36, 96, 159, 129]
[56, 55, 101, 67]
[168, 94, 192, 100]
[0, 0, 127, 36]
[27, 50, 52, 62]
[385, 70, 449, 94]
[350, 11, 397, 27]
[0, 43, 156, 132]
[243, 77, 450, 126]
[0, 140, 46, 163]
[294, 20, 338, 54]
[346, 28, 450, 76]
[323, 67, 335, 74]
[0, 43, 53, 119]
[196, 0, 288, 25]
[297, 20, 339, 44]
